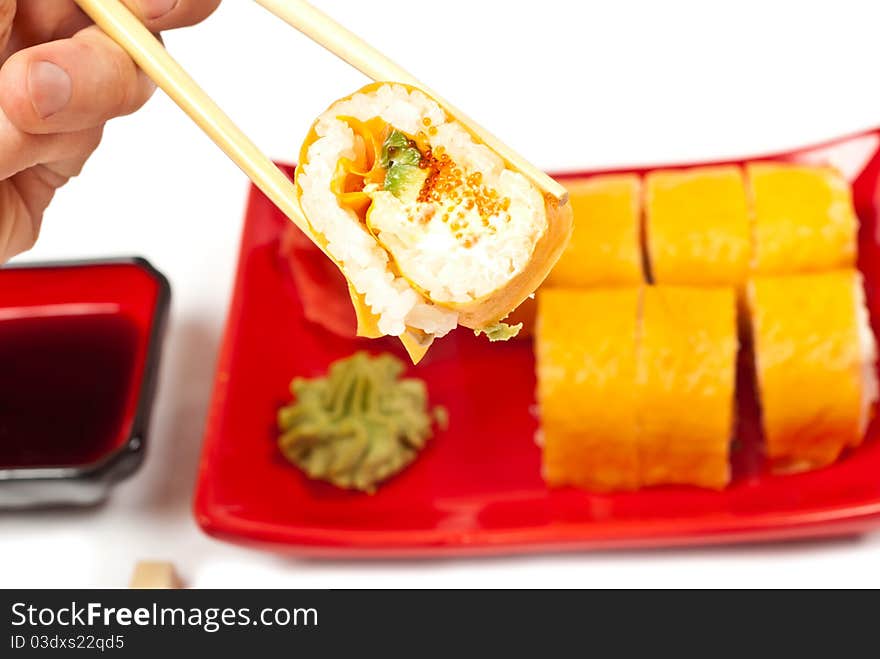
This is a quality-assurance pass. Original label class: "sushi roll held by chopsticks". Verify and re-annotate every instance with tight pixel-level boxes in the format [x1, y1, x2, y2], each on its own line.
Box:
[296, 83, 573, 362]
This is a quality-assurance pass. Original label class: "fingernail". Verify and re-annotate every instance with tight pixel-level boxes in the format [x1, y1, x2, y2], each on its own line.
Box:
[141, 0, 178, 20]
[28, 61, 72, 119]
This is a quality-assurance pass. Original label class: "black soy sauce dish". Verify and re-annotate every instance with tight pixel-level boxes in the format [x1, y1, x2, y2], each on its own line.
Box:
[0, 258, 170, 508]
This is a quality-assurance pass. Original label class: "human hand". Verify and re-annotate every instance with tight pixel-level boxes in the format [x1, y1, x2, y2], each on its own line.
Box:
[0, 0, 221, 263]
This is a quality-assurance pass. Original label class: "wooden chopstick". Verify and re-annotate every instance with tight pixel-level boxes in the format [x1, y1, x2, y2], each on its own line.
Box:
[72, 0, 311, 234]
[253, 0, 569, 205]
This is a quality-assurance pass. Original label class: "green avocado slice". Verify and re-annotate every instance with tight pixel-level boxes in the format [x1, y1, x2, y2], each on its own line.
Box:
[381, 130, 428, 202]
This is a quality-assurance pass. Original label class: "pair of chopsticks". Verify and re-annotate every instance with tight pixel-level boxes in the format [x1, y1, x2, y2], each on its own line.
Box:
[72, 0, 568, 234]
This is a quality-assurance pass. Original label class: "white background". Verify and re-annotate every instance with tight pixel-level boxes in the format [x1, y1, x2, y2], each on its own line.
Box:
[3, 0, 880, 588]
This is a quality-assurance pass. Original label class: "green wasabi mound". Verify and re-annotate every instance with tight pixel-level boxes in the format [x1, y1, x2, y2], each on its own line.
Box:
[474, 322, 523, 342]
[278, 352, 445, 493]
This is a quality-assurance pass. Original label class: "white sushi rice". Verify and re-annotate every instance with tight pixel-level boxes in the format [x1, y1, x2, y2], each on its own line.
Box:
[297, 84, 547, 337]
[854, 274, 879, 434]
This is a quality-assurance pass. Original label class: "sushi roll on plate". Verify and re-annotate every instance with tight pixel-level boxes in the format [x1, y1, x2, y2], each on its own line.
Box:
[637, 285, 738, 490]
[536, 287, 641, 491]
[748, 269, 878, 473]
[644, 165, 751, 291]
[296, 83, 573, 362]
[747, 162, 858, 276]
[546, 174, 644, 288]
[535, 284, 737, 492]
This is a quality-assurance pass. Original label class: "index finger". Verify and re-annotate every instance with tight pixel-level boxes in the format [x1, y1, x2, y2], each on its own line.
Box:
[121, 0, 222, 31]
[0, 0, 14, 55]
[10, 0, 220, 50]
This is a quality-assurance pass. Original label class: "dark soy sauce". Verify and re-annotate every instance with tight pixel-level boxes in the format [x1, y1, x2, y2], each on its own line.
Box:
[0, 314, 140, 468]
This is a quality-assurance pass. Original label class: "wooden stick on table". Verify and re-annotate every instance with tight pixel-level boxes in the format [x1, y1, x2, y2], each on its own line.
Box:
[72, 0, 311, 234]
[253, 0, 569, 205]
[129, 561, 182, 589]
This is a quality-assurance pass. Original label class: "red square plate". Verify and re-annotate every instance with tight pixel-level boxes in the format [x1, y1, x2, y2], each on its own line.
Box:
[194, 129, 880, 556]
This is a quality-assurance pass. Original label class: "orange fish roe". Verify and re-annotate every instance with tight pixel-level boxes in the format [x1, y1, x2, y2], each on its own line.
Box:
[405, 205, 435, 225]
[415, 147, 512, 248]
[466, 172, 483, 187]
